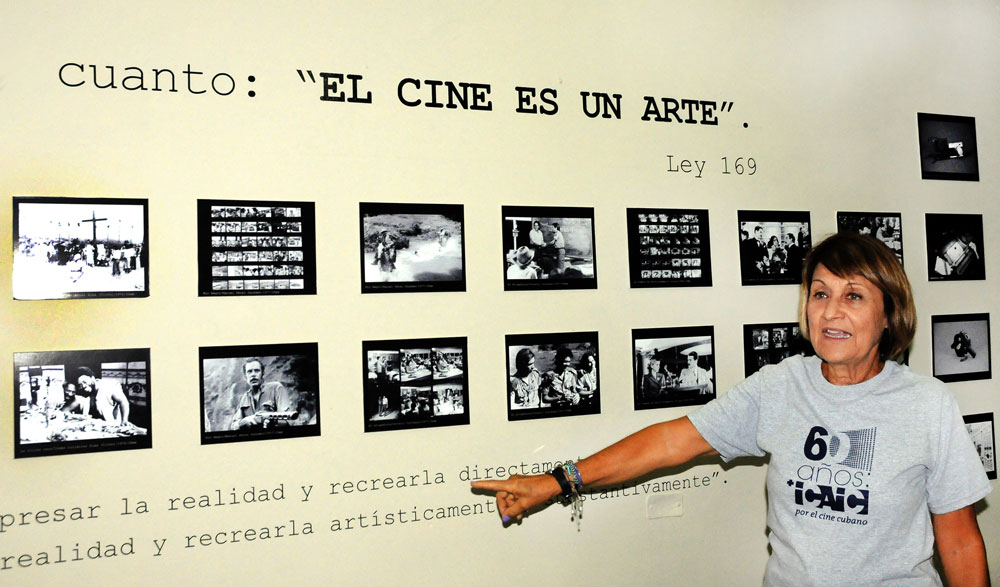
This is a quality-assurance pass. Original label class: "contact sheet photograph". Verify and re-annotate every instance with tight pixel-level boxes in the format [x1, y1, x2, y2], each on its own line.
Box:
[963, 412, 997, 480]
[363, 337, 469, 432]
[359, 202, 466, 293]
[199, 342, 320, 444]
[197, 199, 317, 296]
[12, 196, 149, 300]
[931, 313, 991, 383]
[737, 210, 811, 286]
[626, 208, 712, 288]
[633, 326, 716, 410]
[506, 331, 599, 421]
[917, 112, 979, 181]
[742, 322, 814, 377]
[13, 347, 151, 458]
[925, 213, 985, 281]
[837, 211, 903, 265]
[502, 205, 597, 291]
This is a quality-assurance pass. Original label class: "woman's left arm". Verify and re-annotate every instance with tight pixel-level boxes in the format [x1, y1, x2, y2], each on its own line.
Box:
[932, 505, 990, 587]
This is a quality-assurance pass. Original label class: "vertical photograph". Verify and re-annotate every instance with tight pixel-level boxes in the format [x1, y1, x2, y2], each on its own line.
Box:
[931, 313, 991, 383]
[13, 196, 149, 300]
[742, 322, 815, 377]
[197, 199, 317, 296]
[836, 211, 903, 265]
[502, 205, 597, 291]
[363, 337, 469, 432]
[199, 342, 320, 444]
[506, 331, 600, 421]
[14, 348, 151, 458]
[963, 412, 997, 480]
[925, 213, 985, 281]
[737, 210, 811, 286]
[917, 112, 979, 181]
[359, 202, 466, 293]
[633, 326, 716, 410]
[626, 208, 712, 288]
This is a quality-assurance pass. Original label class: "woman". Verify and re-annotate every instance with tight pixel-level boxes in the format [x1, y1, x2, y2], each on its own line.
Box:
[509, 348, 541, 409]
[473, 233, 990, 585]
[577, 352, 597, 402]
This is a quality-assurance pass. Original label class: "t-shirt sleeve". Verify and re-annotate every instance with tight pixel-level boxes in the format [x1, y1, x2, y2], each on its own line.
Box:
[925, 390, 992, 514]
[688, 370, 767, 461]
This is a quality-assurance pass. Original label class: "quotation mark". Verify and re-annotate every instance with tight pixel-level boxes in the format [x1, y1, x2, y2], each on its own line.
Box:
[297, 70, 317, 83]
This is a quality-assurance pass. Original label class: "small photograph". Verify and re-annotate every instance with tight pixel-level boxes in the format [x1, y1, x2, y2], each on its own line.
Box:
[197, 199, 317, 296]
[925, 213, 985, 281]
[506, 331, 600, 421]
[917, 113, 979, 181]
[837, 212, 904, 265]
[931, 313, 991, 383]
[502, 206, 597, 291]
[359, 202, 466, 294]
[742, 322, 815, 377]
[14, 348, 151, 458]
[963, 412, 997, 480]
[363, 337, 469, 432]
[12, 196, 149, 300]
[626, 208, 712, 288]
[633, 326, 715, 410]
[199, 342, 320, 444]
[737, 210, 811, 286]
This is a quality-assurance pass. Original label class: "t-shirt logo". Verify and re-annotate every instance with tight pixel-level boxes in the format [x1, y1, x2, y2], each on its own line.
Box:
[790, 425, 875, 524]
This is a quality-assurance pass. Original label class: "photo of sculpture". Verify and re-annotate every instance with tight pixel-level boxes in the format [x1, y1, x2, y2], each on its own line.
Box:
[925, 213, 985, 281]
[837, 211, 903, 265]
[13, 196, 149, 300]
[737, 210, 811, 286]
[502, 206, 597, 291]
[932, 313, 991, 383]
[633, 326, 715, 410]
[14, 348, 151, 458]
[359, 202, 465, 293]
[199, 342, 320, 444]
[917, 112, 979, 181]
[506, 331, 600, 421]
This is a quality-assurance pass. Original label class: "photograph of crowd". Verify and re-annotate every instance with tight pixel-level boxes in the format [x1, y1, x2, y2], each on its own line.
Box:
[837, 212, 904, 265]
[627, 208, 712, 288]
[198, 200, 316, 296]
[963, 412, 997, 480]
[363, 337, 469, 432]
[13, 197, 148, 300]
[917, 112, 979, 181]
[738, 211, 811, 286]
[633, 326, 715, 410]
[506, 332, 600, 421]
[359, 203, 465, 294]
[925, 213, 985, 281]
[931, 313, 991, 383]
[502, 206, 597, 291]
[742, 322, 815, 377]
[14, 348, 151, 458]
[199, 342, 320, 444]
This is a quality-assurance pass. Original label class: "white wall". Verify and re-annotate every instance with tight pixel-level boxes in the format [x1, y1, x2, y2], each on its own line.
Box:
[1, 2, 998, 584]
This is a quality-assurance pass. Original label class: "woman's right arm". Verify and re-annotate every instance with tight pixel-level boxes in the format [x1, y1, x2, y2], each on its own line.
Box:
[471, 416, 717, 522]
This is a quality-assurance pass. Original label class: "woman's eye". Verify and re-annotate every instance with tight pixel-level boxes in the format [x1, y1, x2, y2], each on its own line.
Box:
[847, 292, 862, 300]
[812, 291, 827, 299]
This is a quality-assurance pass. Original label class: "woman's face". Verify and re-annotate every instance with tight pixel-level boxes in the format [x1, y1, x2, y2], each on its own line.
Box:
[806, 264, 888, 371]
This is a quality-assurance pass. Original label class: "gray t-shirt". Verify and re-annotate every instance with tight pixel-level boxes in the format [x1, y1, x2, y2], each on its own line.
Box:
[689, 355, 991, 586]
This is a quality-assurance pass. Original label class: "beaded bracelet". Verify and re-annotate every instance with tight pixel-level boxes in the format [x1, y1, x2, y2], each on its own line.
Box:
[563, 461, 583, 492]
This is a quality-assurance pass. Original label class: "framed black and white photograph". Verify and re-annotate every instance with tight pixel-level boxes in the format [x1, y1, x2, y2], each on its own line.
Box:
[925, 213, 985, 281]
[963, 412, 997, 480]
[626, 208, 712, 288]
[199, 342, 320, 444]
[502, 206, 597, 291]
[14, 347, 151, 458]
[737, 210, 811, 286]
[931, 313, 991, 383]
[742, 322, 815, 377]
[917, 112, 979, 181]
[506, 331, 599, 421]
[359, 202, 466, 294]
[837, 211, 904, 265]
[633, 326, 715, 410]
[13, 196, 149, 300]
[363, 337, 469, 432]
[197, 199, 317, 296]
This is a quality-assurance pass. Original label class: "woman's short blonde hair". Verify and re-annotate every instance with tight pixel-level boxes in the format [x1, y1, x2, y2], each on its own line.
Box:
[798, 232, 916, 361]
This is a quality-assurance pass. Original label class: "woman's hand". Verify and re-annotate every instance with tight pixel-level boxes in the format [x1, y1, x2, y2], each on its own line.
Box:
[471, 474, 561, 524]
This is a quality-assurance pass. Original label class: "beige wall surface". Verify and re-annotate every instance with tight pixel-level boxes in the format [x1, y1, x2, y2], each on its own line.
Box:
[1, 2, 998, 584]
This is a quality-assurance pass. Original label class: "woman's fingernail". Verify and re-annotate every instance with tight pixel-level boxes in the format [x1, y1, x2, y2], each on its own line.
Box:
[502, 516, 510, 522]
